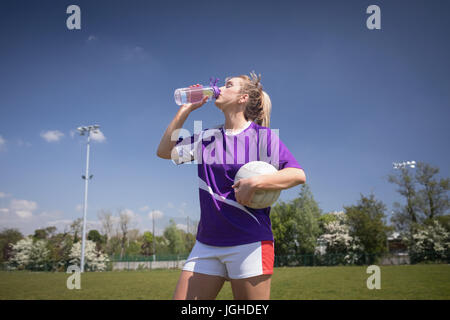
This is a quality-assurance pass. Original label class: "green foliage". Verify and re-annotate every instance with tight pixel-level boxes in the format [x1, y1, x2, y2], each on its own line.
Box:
[0, 228, 23, 263]
[408, 220, 450, 264]
[344, 193, 393, 257]
[87, 230, 103, 243]
[271, 184, 321, 256]
[415, 162, 450, 219]
[46, 232, 73, 271]
[125, 240, 142, 256]
[318, 213, 337, 235]
[33, 226, 56, 240]
[163, 220, 185, 254]
[433, 215, 450, 232]
[140, 231, 154, 256]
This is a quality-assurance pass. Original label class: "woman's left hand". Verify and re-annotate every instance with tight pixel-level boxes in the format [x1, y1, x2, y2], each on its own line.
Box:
[232, 177, 259, 207]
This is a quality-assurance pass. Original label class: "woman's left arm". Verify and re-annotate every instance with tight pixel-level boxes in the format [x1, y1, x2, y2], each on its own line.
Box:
[252, 167, 306, 190]
[232, 168, 306, 205]
[232, 168, 306, 206]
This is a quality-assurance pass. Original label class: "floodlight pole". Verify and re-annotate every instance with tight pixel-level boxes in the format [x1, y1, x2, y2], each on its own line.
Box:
[78, 125, 99, 273]
[80, 131, 91, 273]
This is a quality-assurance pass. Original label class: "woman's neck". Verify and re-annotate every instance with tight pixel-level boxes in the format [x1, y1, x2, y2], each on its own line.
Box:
[223, 112, 249, 131]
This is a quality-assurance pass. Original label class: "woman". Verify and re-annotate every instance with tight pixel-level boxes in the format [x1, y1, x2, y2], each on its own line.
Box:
[156, 71, 306, 300]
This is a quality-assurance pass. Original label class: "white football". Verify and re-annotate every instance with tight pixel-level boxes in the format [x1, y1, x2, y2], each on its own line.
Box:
[234, 161, 281, 209]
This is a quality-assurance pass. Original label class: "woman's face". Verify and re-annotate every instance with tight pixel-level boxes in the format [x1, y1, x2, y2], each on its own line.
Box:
[214, 77, 248, 110]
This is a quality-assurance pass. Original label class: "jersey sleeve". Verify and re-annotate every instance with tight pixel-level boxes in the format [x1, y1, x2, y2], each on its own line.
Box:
[278, 138, 304, 171]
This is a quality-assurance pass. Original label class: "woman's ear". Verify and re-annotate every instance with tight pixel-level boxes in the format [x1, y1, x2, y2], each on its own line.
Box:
[239, 94, 249, 105]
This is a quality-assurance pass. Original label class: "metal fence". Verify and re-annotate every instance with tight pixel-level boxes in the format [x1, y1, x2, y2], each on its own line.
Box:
[109, 254, 190, 271]
[2, 251, 448, 272]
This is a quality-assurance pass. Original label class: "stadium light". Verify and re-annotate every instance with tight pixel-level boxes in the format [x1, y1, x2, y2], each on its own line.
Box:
[393, 160, 416, 170]
[78, 124, 100, 272]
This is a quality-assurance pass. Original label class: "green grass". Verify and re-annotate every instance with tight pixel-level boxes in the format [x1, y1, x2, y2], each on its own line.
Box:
[0, 265, 449, 300]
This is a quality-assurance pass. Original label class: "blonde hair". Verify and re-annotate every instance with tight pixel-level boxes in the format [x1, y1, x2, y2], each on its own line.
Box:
[225, 71, 272, 128]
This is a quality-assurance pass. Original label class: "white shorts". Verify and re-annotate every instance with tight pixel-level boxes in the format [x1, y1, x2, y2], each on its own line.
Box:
[182, 240, 274, 280]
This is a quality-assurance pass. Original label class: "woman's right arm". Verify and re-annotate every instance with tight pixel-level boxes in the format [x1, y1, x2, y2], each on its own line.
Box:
[156, 106, 192, 159]
[156, 85, 209, 159]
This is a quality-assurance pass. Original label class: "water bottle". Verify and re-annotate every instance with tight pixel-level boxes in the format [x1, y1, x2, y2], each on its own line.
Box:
[174, 77, 221, 106]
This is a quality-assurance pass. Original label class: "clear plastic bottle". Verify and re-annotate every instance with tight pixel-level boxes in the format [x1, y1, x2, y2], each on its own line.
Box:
[174, 77, 221, 106]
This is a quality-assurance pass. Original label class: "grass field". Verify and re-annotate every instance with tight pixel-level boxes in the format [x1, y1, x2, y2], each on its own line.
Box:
[1, 265, 449, 300]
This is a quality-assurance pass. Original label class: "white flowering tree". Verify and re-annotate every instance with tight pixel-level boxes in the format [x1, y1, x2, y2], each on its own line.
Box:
[8, 237, 50, 271]
[69, 240, 109, 271]
[316, 211, 363, 265]
[408, 220, 450, 263]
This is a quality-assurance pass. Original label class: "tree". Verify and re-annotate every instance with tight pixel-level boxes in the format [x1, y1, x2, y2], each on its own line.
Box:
[118, 209, 133, 259]
[0, 228, 23, 263]
[316, 211, 363, 265]
[183, 231, 196, 254]
[33, 226, 57, 240]
[87, 229, 105, 251]
[69, 218, 83, 243]
[69, 240, 109, 271]
[435, 215, 450, 232]
[388, 167, 420, 232]
[344, 193, 393, 262]
[8, 237, 50, 271]
[163, 220, 184, 255]
[46, 231, 73, 271]
[271, 184, 321, 257]
[141, 231, 154, 256]
[97, 209, 114, 241]
[388, 161, 449, 233]
[414, 162, 449, 221]
[408, 220, 450, 263]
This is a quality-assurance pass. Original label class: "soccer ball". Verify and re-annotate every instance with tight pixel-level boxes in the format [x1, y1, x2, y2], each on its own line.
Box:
[234, 161, 281, 209]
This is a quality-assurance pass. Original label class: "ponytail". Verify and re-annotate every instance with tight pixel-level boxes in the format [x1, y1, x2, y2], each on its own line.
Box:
[235, 71, 272, 128]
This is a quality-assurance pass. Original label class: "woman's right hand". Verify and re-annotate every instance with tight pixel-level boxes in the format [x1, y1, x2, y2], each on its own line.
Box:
[180, 84, 210, 113]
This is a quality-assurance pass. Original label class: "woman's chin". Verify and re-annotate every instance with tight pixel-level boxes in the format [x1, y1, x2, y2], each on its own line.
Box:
[214, 101, 223, 110]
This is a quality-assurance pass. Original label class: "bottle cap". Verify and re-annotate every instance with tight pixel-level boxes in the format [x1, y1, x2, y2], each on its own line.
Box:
[209, 77, 221, 99]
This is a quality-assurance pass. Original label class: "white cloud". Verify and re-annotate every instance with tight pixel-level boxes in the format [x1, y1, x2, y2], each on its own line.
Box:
[87, 35, 97, 42]
[15, 210, 32, 219]
[121, 208, 136, 219]
[0, 192, 12, 198]
[39, 211, 63, 219]
[46, 219, 73, 230]
[123, 46, 148, 61]
[177, 202, 188, 216]
[0, 135, 6, 151]
[17, 139, 32, 147]
[41, 130, 64, 142]
[10, 199, 38, 219]
[139, 205, 150, 212]
[148, 210, 164, 220]
[0, 208, 9, 214]
[91, 130, 106, 143]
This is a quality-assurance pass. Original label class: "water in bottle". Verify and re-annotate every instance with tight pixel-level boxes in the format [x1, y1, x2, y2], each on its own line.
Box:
[174, 77, 221, 106]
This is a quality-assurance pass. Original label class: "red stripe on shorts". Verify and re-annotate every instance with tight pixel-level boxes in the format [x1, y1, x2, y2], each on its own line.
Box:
[261, 241, 274, 274]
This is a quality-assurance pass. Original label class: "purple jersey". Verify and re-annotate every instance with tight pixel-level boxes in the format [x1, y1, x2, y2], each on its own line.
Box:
[174, 121, 303, 246]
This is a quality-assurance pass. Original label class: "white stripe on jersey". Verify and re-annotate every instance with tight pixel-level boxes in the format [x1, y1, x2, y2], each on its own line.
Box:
[198, 177, 260, 224]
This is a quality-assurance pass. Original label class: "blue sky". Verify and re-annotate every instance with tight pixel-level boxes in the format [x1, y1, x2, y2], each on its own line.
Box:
[0, 0, 449, 236]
